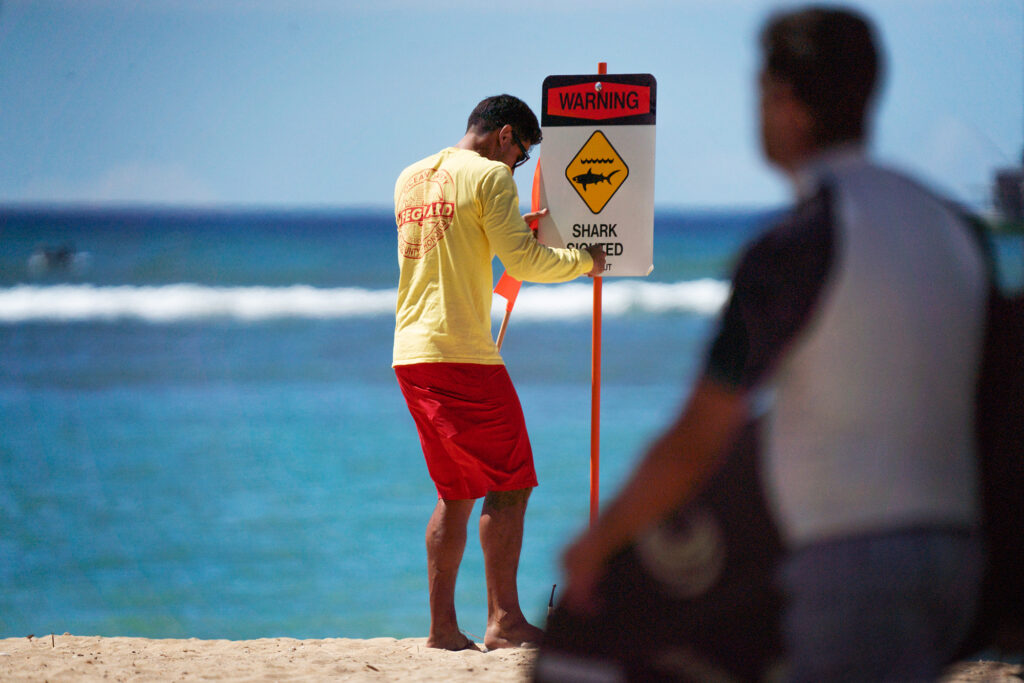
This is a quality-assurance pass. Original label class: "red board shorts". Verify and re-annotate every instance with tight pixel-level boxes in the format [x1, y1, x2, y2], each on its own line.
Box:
[395, 362, 537, 500]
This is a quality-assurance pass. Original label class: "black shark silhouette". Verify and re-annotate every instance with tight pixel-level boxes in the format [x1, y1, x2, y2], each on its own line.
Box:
[572, 168, 620, 191]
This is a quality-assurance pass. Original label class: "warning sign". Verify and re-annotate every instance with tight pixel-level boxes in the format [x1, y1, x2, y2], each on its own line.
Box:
[565, 131, 629, 214]
[536, 73, 656, 277]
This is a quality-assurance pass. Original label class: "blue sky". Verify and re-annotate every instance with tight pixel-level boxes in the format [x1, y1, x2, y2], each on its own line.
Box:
[0, 0, 1020, 209]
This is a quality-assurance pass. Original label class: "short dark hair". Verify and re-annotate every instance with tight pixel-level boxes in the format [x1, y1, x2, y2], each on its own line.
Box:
[466, 94, 542, 147]
[761, 5, 882, 146]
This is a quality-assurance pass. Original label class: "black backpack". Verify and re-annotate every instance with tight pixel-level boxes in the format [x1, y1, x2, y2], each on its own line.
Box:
[962, 279, 1024, 655]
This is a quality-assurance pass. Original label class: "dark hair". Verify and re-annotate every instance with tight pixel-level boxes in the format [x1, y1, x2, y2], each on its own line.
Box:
[466, 94, 542, 146]
[761, 5, 882, 146]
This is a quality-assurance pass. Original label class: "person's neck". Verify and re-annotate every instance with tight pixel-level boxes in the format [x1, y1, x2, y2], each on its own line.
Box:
[790, 142, 867, 199]
[455, 131, 487, 155]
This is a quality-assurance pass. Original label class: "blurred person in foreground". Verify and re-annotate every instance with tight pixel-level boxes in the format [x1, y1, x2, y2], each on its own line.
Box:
[393, 94, 605, 651]
[559, 6, 988, 680]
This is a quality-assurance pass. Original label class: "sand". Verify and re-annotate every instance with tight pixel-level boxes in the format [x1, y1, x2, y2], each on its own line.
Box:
[0, 634, 1019, 682]
[0, 635, 533, 682]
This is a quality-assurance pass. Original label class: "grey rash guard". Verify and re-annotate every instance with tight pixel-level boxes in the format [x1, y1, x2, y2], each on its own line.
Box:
[705, 150, 988, 546]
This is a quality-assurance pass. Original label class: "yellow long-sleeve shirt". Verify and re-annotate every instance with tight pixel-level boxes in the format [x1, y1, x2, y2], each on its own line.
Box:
[393, 147, 593, 366]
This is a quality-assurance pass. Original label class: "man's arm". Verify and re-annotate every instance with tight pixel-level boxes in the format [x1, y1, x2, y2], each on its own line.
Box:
[481, 169, 597, 282]
[560, 376, 749, 612]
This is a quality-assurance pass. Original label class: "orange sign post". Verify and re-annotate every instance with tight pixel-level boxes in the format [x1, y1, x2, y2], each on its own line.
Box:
[589, 62, 607, 526]
[496, 63, 656, 526]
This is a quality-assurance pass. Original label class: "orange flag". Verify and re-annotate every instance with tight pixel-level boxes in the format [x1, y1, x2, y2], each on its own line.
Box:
[493, 270, 524, 311]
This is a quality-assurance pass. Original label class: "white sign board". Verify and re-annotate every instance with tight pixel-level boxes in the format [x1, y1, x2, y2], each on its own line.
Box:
[536, 73, 657, 277]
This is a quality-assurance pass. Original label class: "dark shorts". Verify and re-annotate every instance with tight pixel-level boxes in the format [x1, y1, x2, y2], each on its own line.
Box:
[395, 362, 537, 500]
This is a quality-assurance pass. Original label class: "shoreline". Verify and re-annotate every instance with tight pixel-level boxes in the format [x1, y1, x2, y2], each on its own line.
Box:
[0, 634, 1020, 682]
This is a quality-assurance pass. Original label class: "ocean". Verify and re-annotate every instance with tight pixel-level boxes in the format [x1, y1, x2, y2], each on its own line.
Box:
[2, 206, 1021, 642]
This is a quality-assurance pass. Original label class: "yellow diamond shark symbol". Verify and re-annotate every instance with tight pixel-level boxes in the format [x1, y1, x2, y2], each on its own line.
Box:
[565, 130, 629, 214]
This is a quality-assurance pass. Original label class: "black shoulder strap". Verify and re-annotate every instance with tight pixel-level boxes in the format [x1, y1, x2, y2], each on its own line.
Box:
[960, 207, 1024, 656]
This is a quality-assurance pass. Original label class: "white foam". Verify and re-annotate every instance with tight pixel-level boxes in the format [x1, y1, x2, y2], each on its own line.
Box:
[0, 284, 396, 323]
[0, 280, 728, 323]
[504, 279, 730, 319]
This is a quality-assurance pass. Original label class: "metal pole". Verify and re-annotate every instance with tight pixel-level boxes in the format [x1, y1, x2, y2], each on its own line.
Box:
[590, 61, 607, 527]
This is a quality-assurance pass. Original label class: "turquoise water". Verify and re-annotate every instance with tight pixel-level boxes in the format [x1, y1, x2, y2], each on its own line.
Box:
[1, 206, 1020, 641]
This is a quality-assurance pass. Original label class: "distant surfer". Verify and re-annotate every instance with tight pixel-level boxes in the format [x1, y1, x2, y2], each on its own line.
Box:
[27, 243, 90, 276]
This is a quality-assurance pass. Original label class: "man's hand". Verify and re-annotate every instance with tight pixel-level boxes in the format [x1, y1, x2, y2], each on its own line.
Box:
[561, 531, 607, 615]
[522, 207, 548, 229]
[586, 244, 606, 277]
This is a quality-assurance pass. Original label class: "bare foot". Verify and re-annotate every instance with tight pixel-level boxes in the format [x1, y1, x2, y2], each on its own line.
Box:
[484, 619, 544, 650]
[426, 632, 480, 651]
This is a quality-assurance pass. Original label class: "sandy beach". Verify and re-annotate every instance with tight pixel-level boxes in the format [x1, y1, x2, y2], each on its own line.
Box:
[0, 634, 1019, 682]
[0, 635, 534, 682]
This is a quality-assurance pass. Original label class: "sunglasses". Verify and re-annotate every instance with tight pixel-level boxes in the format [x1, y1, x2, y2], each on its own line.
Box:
[510, 130, 531, 169]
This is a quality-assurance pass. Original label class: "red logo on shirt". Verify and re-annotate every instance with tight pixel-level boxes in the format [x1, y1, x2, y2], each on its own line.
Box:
[397, 169, 455, 259]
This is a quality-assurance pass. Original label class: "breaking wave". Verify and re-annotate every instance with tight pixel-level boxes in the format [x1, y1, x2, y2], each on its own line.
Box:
[0, 280, 729, 324]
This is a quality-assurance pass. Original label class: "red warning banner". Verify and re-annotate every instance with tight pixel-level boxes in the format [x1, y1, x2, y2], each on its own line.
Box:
[546, 81, 651, 120]
[542, 74, 656, 126]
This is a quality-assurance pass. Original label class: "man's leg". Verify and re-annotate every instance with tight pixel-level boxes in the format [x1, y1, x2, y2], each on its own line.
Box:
[425, 497, 478, 650]
[480, 487, 545, 649]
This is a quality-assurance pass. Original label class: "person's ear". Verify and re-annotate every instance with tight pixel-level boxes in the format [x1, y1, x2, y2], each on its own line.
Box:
[497, 124, 514, 148]
[789, 100, 816, 143]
